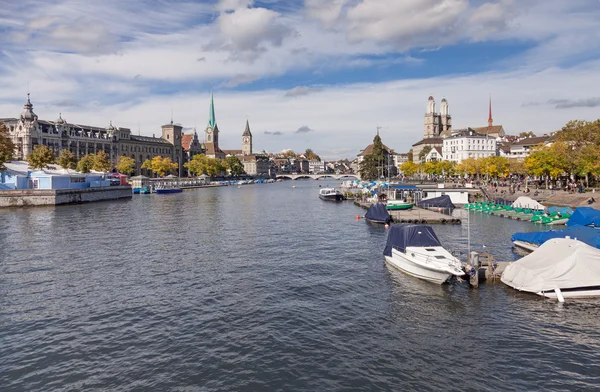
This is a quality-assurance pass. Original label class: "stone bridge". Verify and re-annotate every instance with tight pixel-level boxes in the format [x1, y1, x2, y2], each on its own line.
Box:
[275, 173, 360, 180]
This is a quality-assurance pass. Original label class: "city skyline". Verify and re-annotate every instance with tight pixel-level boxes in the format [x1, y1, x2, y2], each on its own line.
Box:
[1, 0, 600, 160]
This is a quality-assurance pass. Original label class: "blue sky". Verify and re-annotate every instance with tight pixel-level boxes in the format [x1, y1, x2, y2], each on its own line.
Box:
[1, 0, 600, 160]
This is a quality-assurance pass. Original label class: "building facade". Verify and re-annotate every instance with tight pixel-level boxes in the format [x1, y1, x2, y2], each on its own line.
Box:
[442, 128, 497, 163]
[1, 95, 195, 176]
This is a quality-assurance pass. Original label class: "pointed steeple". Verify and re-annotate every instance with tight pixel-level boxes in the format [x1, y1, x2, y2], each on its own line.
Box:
[242, 119, 252, 136]
[488, 95, 493, 128]
[20, 93, 38, 122]
[208, 90, 216, 129]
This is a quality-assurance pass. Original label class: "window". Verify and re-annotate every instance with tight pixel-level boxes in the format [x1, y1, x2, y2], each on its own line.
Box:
[70, 177, 85, 183]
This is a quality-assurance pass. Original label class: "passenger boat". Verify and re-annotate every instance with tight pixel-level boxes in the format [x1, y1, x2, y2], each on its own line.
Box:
[364, 203, 392, 224]
[319, 187, 345, 201]
[383, 224, 464, 284]
[502, 238, 600, 301]
[155, 186, 183, 194]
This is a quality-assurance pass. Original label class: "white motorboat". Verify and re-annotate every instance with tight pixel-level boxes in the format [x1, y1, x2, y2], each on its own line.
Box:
[319, 187, 345, 201]
[383, 224, 464, 284]
[502, 238, 600, 301]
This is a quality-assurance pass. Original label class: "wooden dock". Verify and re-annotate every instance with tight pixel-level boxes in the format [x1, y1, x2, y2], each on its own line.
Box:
[354, 201, 461, 224]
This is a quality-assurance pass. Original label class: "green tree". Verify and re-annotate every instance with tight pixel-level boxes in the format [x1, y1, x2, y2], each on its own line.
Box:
[437, 160, 456, 177]
[77, 154, 95, 173]
[359, 134, 386, 180]
[305, 148, 321, 161]
[418, 146, 432, 162]
[225, 155, 245, 176]
[399, 161, 419, 177]
[407, 149, 413, 163]
[0, 122, 15, 170]
[142, 156, 178, 177]
[93, 150, 112, 172]
[56, 149, 77, 170]
[524, 143, 571, 189]
[519, 131, 536, 138]
[557, 119, 600, 147]
[116, 156, 135, 175]
[27, 145, 55, 169]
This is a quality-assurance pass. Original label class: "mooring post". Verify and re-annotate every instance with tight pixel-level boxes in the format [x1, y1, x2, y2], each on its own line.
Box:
[469, 251, 480, 288]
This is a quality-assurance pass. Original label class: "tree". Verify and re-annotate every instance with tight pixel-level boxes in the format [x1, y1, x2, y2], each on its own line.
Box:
[524, 143, 571, 189]
[305, 148, 321, 161]
[93, 150, 112, 172]
[399, 161, 419, 177]
[77, 154, 95, 173]
[56, 149, 77, 170]
[407, 149, 413, 163]
[116, 156, 136, 175]
[142, 156, 178, 177]
[557, 119, 600, 147]
[225, 155, 245, 176]
[418, 146, 432, 162]
[437, 160, 456, 177]
[359, 134, 386, 180]
[27, 145, 55, 169]
[0, 122, 15, 170]
[519, 131, 536, 138]
[282, 150, 296, 158]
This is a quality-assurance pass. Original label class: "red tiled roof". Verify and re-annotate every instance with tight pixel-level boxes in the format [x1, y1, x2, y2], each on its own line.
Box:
[182, 134, 194, 151]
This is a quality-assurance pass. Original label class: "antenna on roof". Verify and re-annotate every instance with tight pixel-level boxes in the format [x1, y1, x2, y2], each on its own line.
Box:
[170, 107, 173, 125]
[138, 122, 140, 136]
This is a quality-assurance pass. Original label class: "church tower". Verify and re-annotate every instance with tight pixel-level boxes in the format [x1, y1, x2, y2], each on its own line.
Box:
[440, 97, 451, 133]
[205, 91, 219, 148]
[423, 96, 439, 138]
[488, 95, 493, 129]
[242, 120, 252, 155]
[15, 94, 39, 159]
[162, 118, 183, 176]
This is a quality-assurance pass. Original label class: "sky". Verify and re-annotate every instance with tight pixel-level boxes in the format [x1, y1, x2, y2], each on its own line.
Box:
[1, 0, 600, 160]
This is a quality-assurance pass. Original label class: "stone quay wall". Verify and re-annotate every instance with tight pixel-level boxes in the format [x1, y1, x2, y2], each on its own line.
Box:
[0, 186, 132, 208]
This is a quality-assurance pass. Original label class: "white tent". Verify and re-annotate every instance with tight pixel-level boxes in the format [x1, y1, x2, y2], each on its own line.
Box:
[501, 238, 600, 294]
[512, 196, 545, 210]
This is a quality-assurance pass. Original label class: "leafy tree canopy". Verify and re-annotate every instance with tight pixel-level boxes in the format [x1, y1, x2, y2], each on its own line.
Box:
[116, 156, 136, 175]
[418, 146, 432, 161]
[27, 145, 55, 169]
[93, 150, 112, 172]
[184, 154, 226, 177]
[56, 149, 77, 170]
[225, 155, 245, 176]
[77, 154, 95, 173]
[0, 122, 15, 170]
[142, 156, 178, 177]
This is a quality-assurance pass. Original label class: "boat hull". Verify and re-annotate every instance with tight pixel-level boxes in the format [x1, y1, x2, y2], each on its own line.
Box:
[155, 188, 182, 194]
[319, 194, 344, 201]
[538, 286, 600, 299]
[384, 251, 460, 284]
[512, 240, 538, 253]
[386, 202, 414, 210]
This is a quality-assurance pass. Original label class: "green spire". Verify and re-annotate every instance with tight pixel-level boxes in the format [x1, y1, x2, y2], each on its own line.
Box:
[208, 90, 216, 129]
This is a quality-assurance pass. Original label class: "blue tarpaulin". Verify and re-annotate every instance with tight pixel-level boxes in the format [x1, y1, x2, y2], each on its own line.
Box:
[417, 195, 455, 209]
[365, 203, 392, 224]
[384, 224, 442, 256]
[512, 225, 600, 249]
[566, 207, 600, 227]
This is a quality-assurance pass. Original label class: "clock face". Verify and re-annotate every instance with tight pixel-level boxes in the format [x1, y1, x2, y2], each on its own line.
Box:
[243, 137, 249, 143]
[207, 129, 212, 134]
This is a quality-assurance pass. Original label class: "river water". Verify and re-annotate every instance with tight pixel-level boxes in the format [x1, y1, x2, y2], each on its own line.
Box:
[1, 180, 600, 391]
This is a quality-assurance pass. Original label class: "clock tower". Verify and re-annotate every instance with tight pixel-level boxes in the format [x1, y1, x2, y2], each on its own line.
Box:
[242, 120, 252, 155]
[205, 91, 219, 147]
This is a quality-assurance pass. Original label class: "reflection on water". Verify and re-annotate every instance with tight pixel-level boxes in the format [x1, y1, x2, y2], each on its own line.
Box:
[1, 180, 599, 391]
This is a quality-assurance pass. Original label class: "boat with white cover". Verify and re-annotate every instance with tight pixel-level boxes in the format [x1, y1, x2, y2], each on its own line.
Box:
[502, 238, 600, 301]
[383, 224, 464, 284]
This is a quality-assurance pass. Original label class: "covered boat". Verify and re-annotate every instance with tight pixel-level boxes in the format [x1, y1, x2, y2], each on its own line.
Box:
[365, 203, 392, 224]
[416, 195, 455, 210]
[566, 207, 600, 228]
[512, 224, 600, 252]
[512, 196, 545, 211]
[502, 238, 600, 300]
[383, 224, 464, 284]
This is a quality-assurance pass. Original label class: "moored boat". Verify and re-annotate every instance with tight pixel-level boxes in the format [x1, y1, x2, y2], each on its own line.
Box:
[155, 186, 182, 194]
[383, 224, 464, 284]
[502, 238, 600, 301]
[365, 203, 392, 224]
[319, 187, 345, 201]
[386, 200, 414, 210]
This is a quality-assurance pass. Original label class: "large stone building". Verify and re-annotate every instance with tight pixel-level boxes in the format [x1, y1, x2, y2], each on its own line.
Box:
[223, 119, 271, 176]
[0, 94, 202, 176]
[441, 128, 497, 164]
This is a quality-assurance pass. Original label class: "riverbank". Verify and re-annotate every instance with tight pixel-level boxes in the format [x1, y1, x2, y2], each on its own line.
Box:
[482, 186, 598, 208]
[0, 186, 132, 207]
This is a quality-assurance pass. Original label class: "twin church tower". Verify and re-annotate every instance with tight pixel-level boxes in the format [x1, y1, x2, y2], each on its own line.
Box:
[423, 95, 452, 138]
[203, 91, 252, 159]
